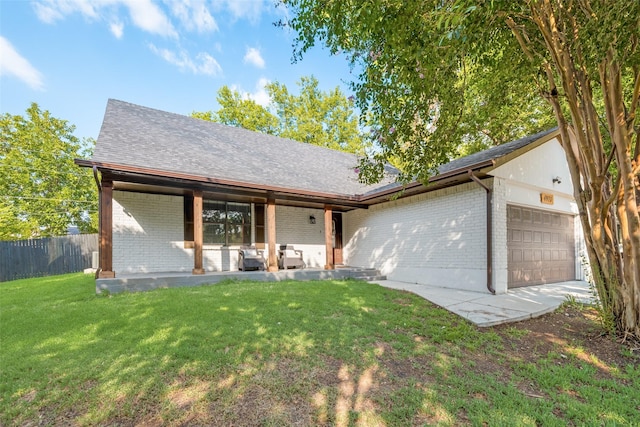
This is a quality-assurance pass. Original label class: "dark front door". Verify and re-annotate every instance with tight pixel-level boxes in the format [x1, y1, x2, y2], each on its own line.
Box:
[332, 212, 343, 265]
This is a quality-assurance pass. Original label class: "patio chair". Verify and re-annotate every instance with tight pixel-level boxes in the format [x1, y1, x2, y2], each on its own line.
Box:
[278, 244, 306, 269]
[238, 246, 266, 271]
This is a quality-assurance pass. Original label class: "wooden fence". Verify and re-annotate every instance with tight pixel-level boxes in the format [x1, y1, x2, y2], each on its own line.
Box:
[0, 234, 98, 282]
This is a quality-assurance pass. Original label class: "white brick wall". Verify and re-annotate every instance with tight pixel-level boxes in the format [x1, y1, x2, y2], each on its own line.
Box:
[113, 191, 193, 273]
[343, 182, 490, 292]
[275, 206, 326, 268]
[112, 194, 330, 273]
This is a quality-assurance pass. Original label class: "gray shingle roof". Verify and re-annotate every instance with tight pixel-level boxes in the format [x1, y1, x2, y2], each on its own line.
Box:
[92, 99, 557, 198]
[360, 128, 558, 197]
[92, 99, 395, 196]
[437, 128, 558, 175]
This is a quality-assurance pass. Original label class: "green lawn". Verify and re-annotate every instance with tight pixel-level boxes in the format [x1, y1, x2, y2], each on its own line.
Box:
[1, 273, 638, 426]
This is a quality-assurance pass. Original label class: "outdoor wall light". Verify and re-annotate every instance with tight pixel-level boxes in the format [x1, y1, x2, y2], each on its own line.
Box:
[552, 176, 562, 184]
[309, 215, 316, 224]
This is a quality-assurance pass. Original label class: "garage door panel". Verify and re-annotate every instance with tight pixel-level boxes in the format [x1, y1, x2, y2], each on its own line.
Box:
[534, 250, 542, 261]
[508, 205, 576, 288]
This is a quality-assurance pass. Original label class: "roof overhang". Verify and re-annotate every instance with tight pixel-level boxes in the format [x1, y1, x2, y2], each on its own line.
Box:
[76, 128, 560, 210]
[75, 159, 369, 211]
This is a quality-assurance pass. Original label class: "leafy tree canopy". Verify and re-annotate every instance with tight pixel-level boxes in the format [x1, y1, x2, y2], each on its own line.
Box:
[280, 0, 560, 182]
[193, 76, 369, 155]
[281, 0, 640, 338]
[0, 103, 97, 240]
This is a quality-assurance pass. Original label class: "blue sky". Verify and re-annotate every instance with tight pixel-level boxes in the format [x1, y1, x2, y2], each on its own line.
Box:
[0, 0, 357, 142]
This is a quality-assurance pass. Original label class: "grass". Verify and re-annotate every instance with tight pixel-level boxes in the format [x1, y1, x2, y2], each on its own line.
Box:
[1, 273, 638, 426]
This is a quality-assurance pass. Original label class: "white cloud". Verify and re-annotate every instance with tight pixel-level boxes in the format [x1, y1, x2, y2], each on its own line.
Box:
[32, 0, 178, 38]
[110, 20, 124, 38]
[122, 0, 178, 38]
[195, 52, 223, 76]
[33, 0, 98, 24]
[168, 0, 218, 33]
[149, 43, 222, 76]
[0, 36, 44, 91]
[246, 77, 271, 106]
[243, 47, 265, 69]
[213, 0, 265, 23]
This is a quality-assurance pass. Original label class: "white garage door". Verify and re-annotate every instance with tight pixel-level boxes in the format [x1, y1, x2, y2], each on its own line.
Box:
[507, 205, 576, 288]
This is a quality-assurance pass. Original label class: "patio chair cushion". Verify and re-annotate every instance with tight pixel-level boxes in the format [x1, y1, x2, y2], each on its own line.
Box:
[244, 248, 258, 257]
[283, 249, 298, 257]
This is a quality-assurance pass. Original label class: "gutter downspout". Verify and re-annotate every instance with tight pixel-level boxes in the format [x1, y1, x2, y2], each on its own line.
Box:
[93, 166, 102, 279]
[468, 170, 495, 294]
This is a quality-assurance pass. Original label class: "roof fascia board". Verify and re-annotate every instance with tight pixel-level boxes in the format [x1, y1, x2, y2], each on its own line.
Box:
[359, 159, 495, 203]
[362, 129, 560, 203]
[77, 159, 368, 209]
[491, 129, 561, 169]
[75, 128, 559, 209]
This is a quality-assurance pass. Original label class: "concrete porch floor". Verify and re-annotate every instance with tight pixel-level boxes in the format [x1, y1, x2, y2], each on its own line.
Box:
[372, 280, 595, 327]
[95, 266, 385, 294]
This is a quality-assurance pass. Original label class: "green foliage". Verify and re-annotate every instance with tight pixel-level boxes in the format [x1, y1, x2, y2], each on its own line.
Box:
[0, 103, 97, 239]
[193, 76, 369, 154]
[279, 0, 587, 182]
[195, 85, 280, 134]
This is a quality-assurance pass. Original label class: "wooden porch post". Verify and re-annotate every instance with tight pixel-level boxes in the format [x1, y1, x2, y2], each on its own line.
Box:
[267, 198, 278, 272]
[98, 180, 115, 278]
[324, 205, 334, 270]
[192, 190, 205, 275]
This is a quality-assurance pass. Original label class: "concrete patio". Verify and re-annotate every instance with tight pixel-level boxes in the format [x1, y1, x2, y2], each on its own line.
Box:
[373, 279, 595, 327]
[96, 267, 594, 328]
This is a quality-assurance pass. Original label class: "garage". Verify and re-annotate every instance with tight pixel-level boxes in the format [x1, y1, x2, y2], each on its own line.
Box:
[507, 205, 576, 288]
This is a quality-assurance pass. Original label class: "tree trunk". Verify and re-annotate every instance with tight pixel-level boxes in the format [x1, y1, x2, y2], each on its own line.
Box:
[518, 0, 640, 339]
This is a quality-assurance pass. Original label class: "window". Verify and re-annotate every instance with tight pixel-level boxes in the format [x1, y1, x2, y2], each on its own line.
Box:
[202, 201, 251, 245]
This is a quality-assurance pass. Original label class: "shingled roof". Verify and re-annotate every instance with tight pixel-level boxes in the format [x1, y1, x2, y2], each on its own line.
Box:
[91, 99, 394, 197]
[437, 127, 558, 176]
[88, 99, 558, 200]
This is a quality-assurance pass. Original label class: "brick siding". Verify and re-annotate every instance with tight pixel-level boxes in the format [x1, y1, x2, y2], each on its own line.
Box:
[344, 182, 490, 292]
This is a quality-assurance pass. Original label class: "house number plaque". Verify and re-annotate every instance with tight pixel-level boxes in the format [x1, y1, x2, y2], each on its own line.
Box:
[540, 193, 554, 205]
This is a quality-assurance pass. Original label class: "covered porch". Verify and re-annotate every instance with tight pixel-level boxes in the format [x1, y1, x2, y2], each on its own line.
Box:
[96, 266, 386, 294]
[80, 162, 372, 282]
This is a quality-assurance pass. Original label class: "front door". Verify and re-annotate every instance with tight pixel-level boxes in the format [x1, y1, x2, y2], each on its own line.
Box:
[332, 212, 343, 265]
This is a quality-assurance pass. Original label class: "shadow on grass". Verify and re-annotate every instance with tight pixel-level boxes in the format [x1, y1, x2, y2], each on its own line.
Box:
[1, 274, 638, 426]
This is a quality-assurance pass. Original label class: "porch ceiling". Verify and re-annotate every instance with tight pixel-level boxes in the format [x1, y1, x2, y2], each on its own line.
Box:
[97, 167, 368, 211]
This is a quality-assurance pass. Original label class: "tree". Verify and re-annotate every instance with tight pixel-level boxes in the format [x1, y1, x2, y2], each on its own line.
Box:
[193, 86, 280, 134]
[282, 0, 640, 338]
[0, 103, 97, 240]
[193, 76, 368, 154]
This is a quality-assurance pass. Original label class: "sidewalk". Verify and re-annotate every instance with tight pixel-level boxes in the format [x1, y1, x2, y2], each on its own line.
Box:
[371, 280, 594, 327]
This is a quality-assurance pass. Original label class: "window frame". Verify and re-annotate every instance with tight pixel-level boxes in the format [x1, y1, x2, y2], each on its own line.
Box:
[184, 197, 252, 247]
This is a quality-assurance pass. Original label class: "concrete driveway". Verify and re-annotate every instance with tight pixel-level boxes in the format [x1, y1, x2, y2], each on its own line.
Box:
[371, 280, 594, 327]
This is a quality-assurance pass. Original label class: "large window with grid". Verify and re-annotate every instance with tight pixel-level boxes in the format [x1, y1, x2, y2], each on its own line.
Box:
[202, 201, 251, 245]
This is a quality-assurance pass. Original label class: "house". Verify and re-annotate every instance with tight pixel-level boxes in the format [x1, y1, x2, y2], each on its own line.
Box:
[76, 99, 586, 294]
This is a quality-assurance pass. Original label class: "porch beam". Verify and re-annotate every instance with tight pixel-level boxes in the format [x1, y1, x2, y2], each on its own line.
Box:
[192, 190, 205, 274]
[98, 180, 115, 278]
[267, 198, 278, 272]
[324, 205, 334, 270]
